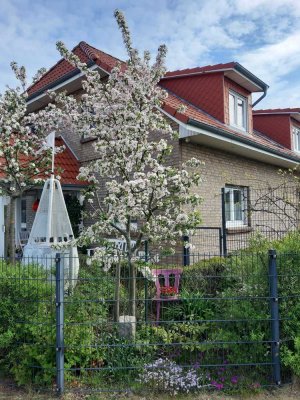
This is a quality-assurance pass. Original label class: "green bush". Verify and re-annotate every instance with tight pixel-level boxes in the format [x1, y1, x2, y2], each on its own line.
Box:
[0, 260, 113, 386]
[2, 230, 300, 389]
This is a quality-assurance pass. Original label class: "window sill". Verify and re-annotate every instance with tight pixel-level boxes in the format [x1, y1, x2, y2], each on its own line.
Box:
[80, 136, 97, 144]
[226, 226, 253, 234]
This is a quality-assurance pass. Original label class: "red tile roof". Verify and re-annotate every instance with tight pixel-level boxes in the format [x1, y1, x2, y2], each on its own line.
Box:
[26, 42, 292, 161]
[0, 137, 87, 187]
[161, 91, 300, 161]
[54, 137, 87, 186]
[163, 62, 236, 79]
[27, 41, 124, 97]
[253, 108, 300, 114]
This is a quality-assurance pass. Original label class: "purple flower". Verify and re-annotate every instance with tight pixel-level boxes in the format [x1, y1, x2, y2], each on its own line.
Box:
[212, 381, 224, 390]
[231, 376, 238, 384]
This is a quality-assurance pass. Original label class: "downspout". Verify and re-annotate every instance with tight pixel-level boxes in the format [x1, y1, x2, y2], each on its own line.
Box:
[252, 86, 268, 108]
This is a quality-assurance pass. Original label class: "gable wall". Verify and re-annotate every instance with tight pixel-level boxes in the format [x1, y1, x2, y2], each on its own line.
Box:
[160, 72, 225, 122]
[253, 114, 292, 149]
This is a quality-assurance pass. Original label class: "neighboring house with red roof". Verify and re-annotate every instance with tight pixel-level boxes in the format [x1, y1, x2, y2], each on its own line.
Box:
[11, 41, 300, 255]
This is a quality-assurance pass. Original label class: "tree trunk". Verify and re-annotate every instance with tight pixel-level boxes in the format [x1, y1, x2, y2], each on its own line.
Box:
[8, 197, 16, 264]
[113, 258, 121, 322]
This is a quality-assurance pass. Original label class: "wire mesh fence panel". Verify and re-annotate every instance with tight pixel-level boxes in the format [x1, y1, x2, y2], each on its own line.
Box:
[1, 248, 300, 395]
[221, 185, 300, 253]
[277, 252, 300, 384]
[188, 227, 223, 258]
[59, 252, 282, 394]
[0, 256, 56, 393]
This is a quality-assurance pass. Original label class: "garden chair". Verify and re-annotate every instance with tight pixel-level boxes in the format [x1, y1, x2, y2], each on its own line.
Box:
[151, 268, 182, 324]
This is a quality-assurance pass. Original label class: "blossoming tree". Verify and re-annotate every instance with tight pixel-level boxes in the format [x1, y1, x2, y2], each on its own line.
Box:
[0, 63, 74, 262]
[56, 10, 202, 317]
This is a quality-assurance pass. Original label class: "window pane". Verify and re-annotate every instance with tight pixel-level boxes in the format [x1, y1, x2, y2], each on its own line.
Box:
[21, 199, 26, 230]
[236, 98, 245, 128]
[293, 128, 300, 151]
[233, 189, 242, 221]
[229, 94, 235, 125]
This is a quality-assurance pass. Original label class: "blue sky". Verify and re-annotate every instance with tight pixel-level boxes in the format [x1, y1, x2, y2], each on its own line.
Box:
[1, 0, 299, 109]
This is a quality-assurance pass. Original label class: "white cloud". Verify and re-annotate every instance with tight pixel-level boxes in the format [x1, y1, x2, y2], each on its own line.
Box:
[239, 31, 300, 87]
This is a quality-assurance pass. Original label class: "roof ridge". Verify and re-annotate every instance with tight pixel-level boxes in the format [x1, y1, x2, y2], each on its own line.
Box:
[79, 41, 125, 65]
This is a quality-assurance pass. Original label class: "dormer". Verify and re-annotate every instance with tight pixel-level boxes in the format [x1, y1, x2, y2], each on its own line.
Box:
[160, 62, 268, 135]
[253, 108, 300, 153]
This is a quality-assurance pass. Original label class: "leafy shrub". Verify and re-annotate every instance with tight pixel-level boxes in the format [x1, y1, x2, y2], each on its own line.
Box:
[0, 260, 113, 386]
[181, 256, 228, 294]
[282, 336, 300, 376]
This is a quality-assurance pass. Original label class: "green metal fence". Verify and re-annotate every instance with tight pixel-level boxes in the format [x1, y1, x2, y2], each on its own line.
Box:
[0, 249, 300, 396]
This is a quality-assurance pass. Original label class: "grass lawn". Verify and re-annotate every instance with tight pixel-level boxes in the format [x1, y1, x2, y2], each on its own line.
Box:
[1, 383, 300, 400]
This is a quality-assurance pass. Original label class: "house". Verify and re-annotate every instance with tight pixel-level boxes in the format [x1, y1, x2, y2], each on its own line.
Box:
[9, 41, 300, 255]
[0, 136, 87, 257]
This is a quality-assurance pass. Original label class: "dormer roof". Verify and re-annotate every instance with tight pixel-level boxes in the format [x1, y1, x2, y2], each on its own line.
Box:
[253, 108, 300, 122]
[163, 61, 268, 93]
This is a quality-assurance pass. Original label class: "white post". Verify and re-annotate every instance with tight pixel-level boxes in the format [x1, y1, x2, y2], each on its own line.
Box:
[47, 175, 55, 243]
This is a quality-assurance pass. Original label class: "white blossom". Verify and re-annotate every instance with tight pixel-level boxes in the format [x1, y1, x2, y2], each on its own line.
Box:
[54, 10, 203, 316]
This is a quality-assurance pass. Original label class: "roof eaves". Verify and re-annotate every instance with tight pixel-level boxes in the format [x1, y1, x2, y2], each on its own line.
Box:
[233, 62, 269, 91]
[162, 62, 268, 92]
[161, 67, 232, 80]
[253, 111, 300, 116]
[188, 118, 300, 163]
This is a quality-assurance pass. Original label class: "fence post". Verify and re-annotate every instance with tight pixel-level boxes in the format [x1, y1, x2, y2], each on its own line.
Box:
[183, 235, 190, 266]
[55, 253, 64, 395]
[144, 240, 149, 263]
[221, 188, 227, 256]
[268, 249, 281, 385]
[218, 228, 223, 256]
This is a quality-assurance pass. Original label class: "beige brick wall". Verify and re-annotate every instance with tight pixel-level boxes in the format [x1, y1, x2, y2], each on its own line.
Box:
[180, 140, 299, 255]
[181, 140, 292, 226]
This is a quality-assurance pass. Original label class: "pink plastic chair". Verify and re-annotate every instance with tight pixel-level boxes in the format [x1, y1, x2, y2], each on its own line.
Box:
[151, 268, 182, 324]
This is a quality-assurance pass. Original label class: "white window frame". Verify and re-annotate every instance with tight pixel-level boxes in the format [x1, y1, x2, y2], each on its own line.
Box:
[293, 126, 300, 152]
[224, 186, 248, 227]
[229, 90, 248, 131]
